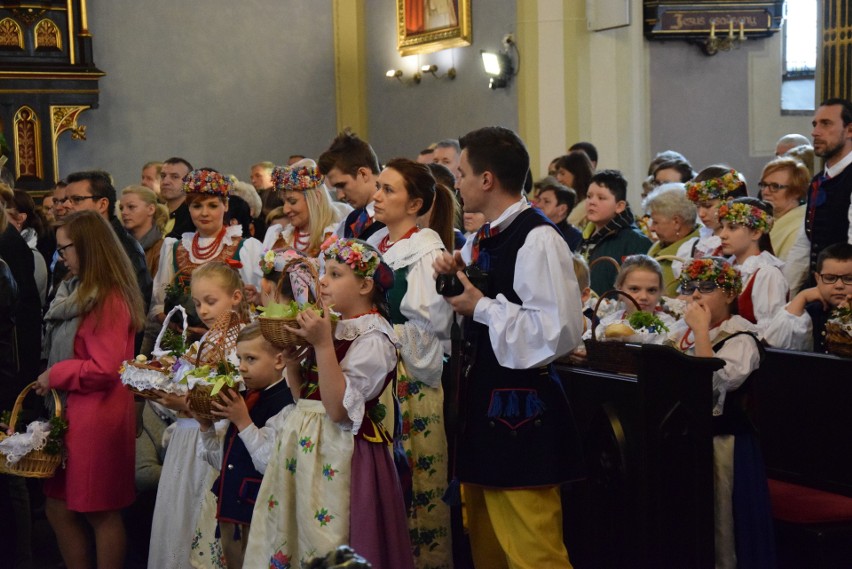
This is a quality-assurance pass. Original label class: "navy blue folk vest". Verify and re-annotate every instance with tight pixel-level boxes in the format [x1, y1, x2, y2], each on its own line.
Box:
[805, 164, 852, 272]
[457, 208, 584, 487]
[212, 380, 294, 525]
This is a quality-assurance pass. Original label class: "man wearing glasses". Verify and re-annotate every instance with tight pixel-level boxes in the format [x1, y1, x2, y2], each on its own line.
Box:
[63, 170, 152, 311]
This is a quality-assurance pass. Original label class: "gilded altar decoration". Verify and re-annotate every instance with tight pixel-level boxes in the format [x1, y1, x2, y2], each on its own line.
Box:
[0, 18, 24, 49]
[34, 19, 62, 51]
[13, 106, 44, 180]
[397, 0, 471, 56]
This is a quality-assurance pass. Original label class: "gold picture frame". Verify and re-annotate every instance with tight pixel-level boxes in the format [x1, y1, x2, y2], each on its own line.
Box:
[397, 0, 472, 56]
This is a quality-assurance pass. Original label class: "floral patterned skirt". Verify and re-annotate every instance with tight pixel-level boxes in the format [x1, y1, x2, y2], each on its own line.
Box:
[243, 399, 353, 568]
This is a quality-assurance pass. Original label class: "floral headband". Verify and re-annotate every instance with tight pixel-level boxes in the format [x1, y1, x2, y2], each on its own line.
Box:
[685, 169, 744, 202]
[183, 169, 231, 197]
[320, 236, 394, 292]
[718, 201, 774, 233]
[271, 160, 324, 193]
[679, 257, 743, 295]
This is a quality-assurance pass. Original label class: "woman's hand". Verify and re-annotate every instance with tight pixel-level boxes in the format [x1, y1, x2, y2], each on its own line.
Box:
[34, 368, 51, 396]
[286, 309, 333, 349]
[211, 389, 251, 431]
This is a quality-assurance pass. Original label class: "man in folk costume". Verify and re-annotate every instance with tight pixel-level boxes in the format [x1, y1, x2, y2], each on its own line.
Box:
[434, 126, 585, 569]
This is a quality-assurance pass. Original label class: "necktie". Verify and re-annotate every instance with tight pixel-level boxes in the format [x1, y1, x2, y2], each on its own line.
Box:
[471, 223, 499, 264]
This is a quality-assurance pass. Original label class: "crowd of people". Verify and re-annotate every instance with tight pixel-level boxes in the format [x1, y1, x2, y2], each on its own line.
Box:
[0, 95, 849, 569]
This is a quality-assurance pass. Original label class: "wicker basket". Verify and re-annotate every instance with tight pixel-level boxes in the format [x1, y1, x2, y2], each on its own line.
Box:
[584, 289, 643, 375]
[0, 383, 63, 479]
[260, 256, 322, 350]
[825, 322, 852, 358]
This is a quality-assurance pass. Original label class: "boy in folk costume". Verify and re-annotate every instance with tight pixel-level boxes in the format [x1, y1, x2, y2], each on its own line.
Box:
[434, 127, 585, 569]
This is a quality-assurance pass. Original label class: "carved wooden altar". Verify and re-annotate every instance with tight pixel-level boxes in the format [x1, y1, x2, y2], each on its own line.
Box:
[0, 1, 102, 191]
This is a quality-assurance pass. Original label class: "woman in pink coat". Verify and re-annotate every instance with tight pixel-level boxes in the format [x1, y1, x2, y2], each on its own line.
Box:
[36, 210, 146, 569]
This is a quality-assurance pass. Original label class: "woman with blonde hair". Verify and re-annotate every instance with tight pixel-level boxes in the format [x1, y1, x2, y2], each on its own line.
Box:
[262, 159, 341, 256]
[119, 185, 168, 277]
[35, 210, 145, 569]
[757, 156, 809, 262]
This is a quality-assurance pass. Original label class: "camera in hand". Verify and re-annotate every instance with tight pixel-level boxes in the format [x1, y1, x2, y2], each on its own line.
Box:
[436, 265, 489, 297]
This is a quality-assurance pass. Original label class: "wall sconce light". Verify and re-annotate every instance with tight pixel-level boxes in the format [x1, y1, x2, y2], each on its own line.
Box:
[385, 68, 421, 85]
[700, 18, 746, 56]
[420, 64, 457, 80]
[480, 34, 518, 89]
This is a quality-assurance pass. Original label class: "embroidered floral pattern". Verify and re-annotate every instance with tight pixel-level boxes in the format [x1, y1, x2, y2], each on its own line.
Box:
[322, 464, 337, 481]
[299, 437, 315, 454]
[314, 508, 334, 527]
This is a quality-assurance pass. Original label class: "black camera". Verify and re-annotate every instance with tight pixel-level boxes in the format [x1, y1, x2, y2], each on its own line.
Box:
[436, 265, 489, 297]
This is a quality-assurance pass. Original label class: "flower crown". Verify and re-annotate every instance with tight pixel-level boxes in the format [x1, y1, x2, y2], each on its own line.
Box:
[679, 257, 743, 295]
[685, 169, 744, 202]
[183, 169, 231, 197]
[271, 161, 324, 193]
[718, 201, 774, 233]
[320, 236, 394, 292]
[260, 248, 307, 277]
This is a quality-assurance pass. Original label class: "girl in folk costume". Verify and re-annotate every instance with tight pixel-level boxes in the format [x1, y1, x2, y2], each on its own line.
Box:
[679, 166, 748, 261]
[150, 169, 263, 336]
[244, 238, 415, 569]
[367, 158, 455, 568]
[149, 262, 249, 569]
[718, 197, 789, 336]
[36, 211, 145, 569]
[665, 258, 775, 569]
[262, 159, 342, 256]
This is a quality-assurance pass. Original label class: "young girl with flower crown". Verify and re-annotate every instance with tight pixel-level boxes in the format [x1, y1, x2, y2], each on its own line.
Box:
[679, 166, 748, 262]
[718, 197, 789, 335]
[243, 238, 415, 569]
[666, 257, 775, 569]
[149, 261, 249, 569]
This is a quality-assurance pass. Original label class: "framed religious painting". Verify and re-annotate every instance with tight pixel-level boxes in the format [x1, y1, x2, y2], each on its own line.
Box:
[396, 0, 472, 56]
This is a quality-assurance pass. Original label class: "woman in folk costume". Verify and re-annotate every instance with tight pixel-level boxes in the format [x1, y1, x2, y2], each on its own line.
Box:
[262, 159, 342, 257]
[244, 237, 414, 569]
[149, 169, 263, 336]
[367, 158, 455, 568]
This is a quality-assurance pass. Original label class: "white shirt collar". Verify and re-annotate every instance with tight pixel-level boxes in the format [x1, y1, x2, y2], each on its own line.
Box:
[825, 148, 852, 178]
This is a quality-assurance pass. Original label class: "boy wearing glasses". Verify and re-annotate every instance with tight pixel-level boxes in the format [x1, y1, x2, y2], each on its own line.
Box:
[764, 242, 852, 352]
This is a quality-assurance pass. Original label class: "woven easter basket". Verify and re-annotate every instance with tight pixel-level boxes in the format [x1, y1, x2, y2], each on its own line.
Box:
[187, 311, 241, 421]
[584, 289, 643, 375]
[0, 383, 63, 478]
[121, 306, 189, 399]
[825, 322, 852, 358]
[259, 257, 321, 350]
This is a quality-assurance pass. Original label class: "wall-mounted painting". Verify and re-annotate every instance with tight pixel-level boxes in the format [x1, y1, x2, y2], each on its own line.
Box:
[397, 0, 471, 56]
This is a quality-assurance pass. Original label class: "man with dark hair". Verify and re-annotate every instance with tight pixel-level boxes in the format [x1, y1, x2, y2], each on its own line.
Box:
[784, 97, 852, 291]
[434, 126, 584, 569]
[64, 170, 153, 308]
[159, 157, 195, 239]
[568, 140, 598, 169]
[317, 130, 385, 240]
[535, 178, 582, 250]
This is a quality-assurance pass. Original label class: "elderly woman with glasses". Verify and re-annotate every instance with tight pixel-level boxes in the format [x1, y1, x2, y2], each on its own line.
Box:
[757, 157, 810, 263]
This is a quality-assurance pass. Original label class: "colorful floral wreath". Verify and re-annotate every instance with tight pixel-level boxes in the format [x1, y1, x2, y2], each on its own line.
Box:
[271, 161, 323, 193]
[320, 236, 394, 292]
[717, 200, 774, 233]
[183, 169, 231, 197]
[685, 169, 744, 202]
[679, 257, 743, 295]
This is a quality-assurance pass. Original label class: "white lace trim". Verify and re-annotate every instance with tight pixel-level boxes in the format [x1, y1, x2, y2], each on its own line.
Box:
[121, 363, 188, 395]
[373, 228, 445, 271]
[334, 313, 399, 346]
[0, 421, 52, 465]
[179, 225, 244, 264]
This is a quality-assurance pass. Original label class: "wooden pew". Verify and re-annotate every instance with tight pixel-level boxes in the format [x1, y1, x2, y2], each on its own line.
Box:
[751, 348, 852, 568]
[556, 344, 722, 569]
